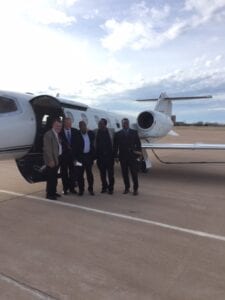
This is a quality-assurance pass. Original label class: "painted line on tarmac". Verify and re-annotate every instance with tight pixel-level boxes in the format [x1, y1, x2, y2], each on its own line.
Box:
[0, 272, 57, 300]
[1, 189, 225, 243]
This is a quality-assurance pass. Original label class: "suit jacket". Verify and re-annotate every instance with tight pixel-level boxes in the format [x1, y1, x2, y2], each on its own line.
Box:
[94, 128, 115, 145]
[43, 129, 60, 166]
[114, 128, 141, 160]
[60, 127, 79, 157]
[94, 128, 115, 159]
[75, 130, 96, 161]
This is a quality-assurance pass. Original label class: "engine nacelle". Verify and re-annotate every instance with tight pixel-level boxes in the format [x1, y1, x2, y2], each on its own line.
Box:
[137, 110, 173, 139]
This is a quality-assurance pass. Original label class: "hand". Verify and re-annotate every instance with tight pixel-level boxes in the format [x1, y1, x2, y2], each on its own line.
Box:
[48, 161, 55, 168]
[133, 150, 142, 157]
[115, 158, 119, 163]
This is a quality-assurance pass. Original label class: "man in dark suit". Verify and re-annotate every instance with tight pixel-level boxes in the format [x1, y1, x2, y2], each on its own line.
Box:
[43, 118, 62, 200]
[60, 117, 79, 195]
[95, 118, 115, 194]
[114, 118, 142, 195]
[75, 121, 95, 196]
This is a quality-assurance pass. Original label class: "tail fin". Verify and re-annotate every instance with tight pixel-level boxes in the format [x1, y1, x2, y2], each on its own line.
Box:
[136, 92, 212, 117]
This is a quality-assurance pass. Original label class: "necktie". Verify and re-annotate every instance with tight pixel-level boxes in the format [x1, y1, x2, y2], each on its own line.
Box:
[67, 130, 71, 143]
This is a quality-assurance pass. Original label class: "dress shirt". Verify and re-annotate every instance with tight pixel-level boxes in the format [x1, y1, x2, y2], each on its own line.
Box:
[123, 128, 129, 135]
[52, 129, 62, 155]
[82, 132, 90, 153]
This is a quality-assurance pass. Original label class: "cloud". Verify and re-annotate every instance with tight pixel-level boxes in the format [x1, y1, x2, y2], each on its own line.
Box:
[193, 54, 224, 68]
[0, 0, 104, 94]
[130, 1, 170, 20]
[47, 46, 225, 104]
[101, 19, 145, 51]
[0, 0, 224, 120]
[205, 60, 212, 67]
[215, 54, 223, 61]
[85, 63, 225, 105]
[184, 0, 225, 17]
[163, 21, 188, 40]
[87, 78, 116, 86]
[56, 0, 78, 7]
[82, 9, 99, 20]
[101, 0, 225, 52]
[183, 0, 225, 28]
[0, 0, 76, 27]
[210, 107, 225, 111]
[29, 7, 76, 25]
[101, 3, 172, 51]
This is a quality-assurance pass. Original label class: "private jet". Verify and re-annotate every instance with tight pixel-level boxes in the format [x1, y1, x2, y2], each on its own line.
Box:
[1, 90, 225, 183]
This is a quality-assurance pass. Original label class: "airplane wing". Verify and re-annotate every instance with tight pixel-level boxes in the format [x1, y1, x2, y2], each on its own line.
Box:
[141, 143, 225, 150]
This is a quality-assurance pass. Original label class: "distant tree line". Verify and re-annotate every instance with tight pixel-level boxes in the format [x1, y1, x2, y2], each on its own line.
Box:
[175, 121, 225, 127]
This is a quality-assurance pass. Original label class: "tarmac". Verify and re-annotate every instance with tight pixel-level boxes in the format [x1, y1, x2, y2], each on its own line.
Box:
[0, 127, 225, 300]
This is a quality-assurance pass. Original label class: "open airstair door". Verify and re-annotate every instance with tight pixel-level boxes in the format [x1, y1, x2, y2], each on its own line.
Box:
[16, 95, 64, 183]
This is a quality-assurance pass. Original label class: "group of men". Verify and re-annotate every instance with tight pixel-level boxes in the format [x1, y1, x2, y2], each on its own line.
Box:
[43, 116, 142, 200]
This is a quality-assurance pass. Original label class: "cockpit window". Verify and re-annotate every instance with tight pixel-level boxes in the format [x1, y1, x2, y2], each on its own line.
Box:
[0, 97, 18, 113]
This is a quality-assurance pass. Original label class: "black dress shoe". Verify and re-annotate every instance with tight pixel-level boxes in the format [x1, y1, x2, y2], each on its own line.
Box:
[46, 196, 57, 200]
[63, 190, 68, 195]
[133, 190, 138, 196]
[78, 191, 83, 196]
[55, 193, 61, 198]
[89, 191, 95, 196]
[70, 189, 77, 194]
[108, 190, 113, 195]
[123, 189, 129, 194]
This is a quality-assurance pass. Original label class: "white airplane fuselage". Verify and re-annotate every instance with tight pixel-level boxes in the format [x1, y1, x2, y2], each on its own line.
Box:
[2, 90, 224, 183]
[0, 92, 36, 159]
[0, 90, 174, 158]
[0, 90, 175, 182]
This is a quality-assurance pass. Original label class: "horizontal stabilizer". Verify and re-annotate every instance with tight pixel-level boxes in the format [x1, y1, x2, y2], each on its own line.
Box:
[137, 95, 212, 102]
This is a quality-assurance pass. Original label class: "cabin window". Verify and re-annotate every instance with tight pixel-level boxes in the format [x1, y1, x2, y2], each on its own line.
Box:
[106, 118, 112, 128]
[94, 115, 100, 125]
[65, 111, 74, 123]
[0, 97, 18, 114]
[116, 120, 120, 128]
[81, 113, 88, 125]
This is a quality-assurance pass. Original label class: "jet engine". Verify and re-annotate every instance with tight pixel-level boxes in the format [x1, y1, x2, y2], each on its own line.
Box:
[136, 110, 173, 139]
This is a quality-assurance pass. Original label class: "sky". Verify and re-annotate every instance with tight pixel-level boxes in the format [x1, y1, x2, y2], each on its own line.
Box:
[0, 0, 225, 122]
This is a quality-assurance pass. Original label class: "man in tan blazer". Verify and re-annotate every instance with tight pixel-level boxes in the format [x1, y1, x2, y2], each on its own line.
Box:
[43, 118, 62, 200]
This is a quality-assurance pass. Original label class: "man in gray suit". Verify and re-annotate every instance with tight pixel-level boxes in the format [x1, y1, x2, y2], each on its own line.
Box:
[43, 118, 62, 200]
[114, 118, 141, 195]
